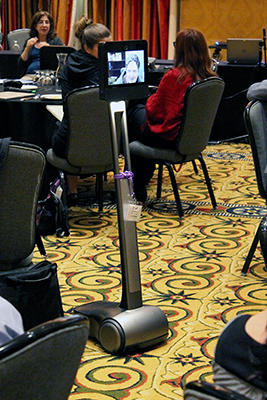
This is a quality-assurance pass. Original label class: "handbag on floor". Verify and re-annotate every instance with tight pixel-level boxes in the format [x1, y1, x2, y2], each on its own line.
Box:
[0, 260, 64, 331]
[37, 178, 70, 238]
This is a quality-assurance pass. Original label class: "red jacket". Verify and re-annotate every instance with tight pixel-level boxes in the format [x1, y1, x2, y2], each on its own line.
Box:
[146, 68, 194, 140]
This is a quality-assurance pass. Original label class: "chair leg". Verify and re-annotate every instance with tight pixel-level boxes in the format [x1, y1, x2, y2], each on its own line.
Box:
[241, 223, 260, 275]
[58, 170, 70, 237]
[59, 170, 68, 209]
[157, 164, 163, 199]
[164, 162, 184, 218]
[95, 173, 104, 213]
[259, 214, 267, 269]
[192, 160, 198, 175]
[198, 155, 217, 209]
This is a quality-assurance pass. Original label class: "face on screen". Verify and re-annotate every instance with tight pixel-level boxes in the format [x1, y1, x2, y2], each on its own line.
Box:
[107, 50, 145, 85]
[124, 59, 139, 83]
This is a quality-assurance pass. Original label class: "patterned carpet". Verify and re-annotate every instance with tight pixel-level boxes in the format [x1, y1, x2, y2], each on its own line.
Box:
[34, 142, 267, 400]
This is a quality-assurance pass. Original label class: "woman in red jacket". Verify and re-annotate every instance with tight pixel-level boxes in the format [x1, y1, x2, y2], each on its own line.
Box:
[128, 28, 217, 202]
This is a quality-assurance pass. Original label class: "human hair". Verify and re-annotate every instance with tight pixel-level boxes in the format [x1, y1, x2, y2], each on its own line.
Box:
[173, 28, 217, 81]
[74, 17, 111, 49]
[29, 11, 55, 40]
[126, 54, 140, 70]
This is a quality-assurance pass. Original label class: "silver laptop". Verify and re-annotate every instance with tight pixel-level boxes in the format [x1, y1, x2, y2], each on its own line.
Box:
[227, 38, 261, 64]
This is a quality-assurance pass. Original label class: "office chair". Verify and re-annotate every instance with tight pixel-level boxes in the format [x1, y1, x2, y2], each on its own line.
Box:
[0, 314, 89, 400]
[7, 28, 30, 50]
[46, 85, 114, 214]
[129, 77, 225, 217]
[0, 142, 46, 270]
[241, 100, 267, 275]
[184, 380, 251, 400]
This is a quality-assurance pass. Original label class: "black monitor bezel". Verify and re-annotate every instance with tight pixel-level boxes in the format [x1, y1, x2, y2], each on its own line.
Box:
[40, 45, 75, 71]
[98, 39, 149, 102]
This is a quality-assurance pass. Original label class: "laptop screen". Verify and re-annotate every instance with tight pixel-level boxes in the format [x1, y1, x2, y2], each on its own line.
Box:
[40, 46, 75, 70]
[227, 38, 261, 65]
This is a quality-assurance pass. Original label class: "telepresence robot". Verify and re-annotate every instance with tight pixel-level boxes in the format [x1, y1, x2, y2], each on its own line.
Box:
[74, 40, 169, 354]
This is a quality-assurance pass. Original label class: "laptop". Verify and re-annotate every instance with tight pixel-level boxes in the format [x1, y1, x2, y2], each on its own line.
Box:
[40, 46, 75, 70]
[227, 38, 261, 64]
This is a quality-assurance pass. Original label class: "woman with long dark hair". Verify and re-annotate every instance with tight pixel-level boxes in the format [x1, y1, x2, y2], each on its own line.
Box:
[17, 11, 64, 77]
[128, 28, 217, 202]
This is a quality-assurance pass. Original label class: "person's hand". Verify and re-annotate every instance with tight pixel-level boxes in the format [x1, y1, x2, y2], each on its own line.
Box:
[20, 37, 39, 61]
[39, 42, 50, 48]
[26, 37, 38, 49]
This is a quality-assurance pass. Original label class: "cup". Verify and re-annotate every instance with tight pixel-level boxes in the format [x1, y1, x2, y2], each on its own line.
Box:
[43, 70, 53, 91]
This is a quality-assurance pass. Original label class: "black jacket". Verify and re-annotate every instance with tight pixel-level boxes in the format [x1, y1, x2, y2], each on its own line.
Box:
[52, 49, 99, 157]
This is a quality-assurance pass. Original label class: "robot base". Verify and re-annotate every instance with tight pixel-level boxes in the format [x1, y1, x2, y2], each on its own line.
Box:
[74, 301, 169, 354]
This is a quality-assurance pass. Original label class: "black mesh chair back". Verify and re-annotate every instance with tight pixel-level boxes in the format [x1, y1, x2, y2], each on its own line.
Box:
[241, 100, 267, 274]
[0, 142, 46, 269]
[0, 314, 89, 400]
[244, 100, 267, 199]
[66, 86, 113, 171]
[46, 85, 115, 213]
[176, 77, 225, 157]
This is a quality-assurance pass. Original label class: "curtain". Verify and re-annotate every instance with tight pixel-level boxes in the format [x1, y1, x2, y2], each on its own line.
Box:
[92, 0, 106, 24]
[56, 0, 70, 44]
[157, 0, 170, 59]
[131, 0, 141, 40]
[0, 0, 179, 58]
[109, 0, 172, 58]
[168, 0, 178, 59]
[67, 0, 77, 47]
[0, 0, 45, 48]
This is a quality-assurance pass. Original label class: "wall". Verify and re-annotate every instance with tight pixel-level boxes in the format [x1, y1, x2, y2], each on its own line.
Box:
[180, 0, 267, 61]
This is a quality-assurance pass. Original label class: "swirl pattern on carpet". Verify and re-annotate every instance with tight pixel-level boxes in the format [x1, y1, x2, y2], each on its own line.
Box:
[34, 143, 267, 399]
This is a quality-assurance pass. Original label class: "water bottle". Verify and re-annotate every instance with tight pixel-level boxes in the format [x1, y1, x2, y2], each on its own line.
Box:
[12, 40, 20, 51]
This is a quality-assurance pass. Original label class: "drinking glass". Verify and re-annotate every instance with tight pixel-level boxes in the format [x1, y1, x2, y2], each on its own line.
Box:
[43, 70, 53, 91]
[37, 71, 45, 91]
[33, 70, 41, 83]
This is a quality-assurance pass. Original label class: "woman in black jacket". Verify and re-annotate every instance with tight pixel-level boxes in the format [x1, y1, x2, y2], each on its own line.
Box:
[51, 17, 112, 206]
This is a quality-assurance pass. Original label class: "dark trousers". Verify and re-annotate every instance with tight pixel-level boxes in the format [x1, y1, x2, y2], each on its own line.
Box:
[127, 101, 175, 190]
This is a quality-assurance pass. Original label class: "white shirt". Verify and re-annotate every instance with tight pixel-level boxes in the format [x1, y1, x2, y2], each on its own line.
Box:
[0, 296, 24, 346]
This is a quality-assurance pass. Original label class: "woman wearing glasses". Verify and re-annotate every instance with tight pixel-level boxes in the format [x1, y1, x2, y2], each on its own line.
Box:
[17, 11, 64, 77]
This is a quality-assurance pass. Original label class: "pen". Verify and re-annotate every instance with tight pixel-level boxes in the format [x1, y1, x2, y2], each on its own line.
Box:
[4, 87, 37, 93]
[20, 94, 39, 101]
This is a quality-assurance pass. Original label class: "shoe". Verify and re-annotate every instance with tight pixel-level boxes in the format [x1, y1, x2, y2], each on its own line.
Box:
[66, 193, 79, 208]
[134, 186, 147, 203]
